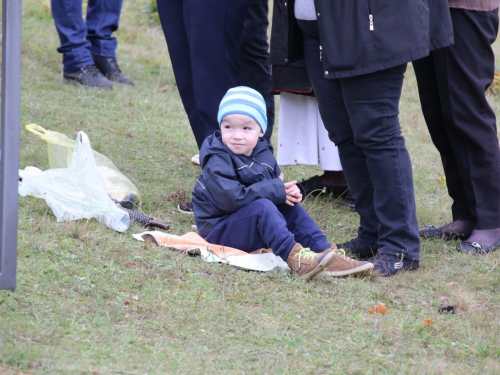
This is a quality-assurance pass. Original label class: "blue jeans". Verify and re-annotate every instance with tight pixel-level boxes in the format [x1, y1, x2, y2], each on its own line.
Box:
[157, 0, 274, 149]
[298, 20, 420, 261]
[204, 199, 330, 261]
[51, 0, 123, 70]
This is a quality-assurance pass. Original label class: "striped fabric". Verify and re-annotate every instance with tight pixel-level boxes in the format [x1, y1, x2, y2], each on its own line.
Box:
[217, 86, 268, 133]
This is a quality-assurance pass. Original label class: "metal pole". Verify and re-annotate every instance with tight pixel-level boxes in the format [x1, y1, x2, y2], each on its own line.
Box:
[0, 0, 22, 290]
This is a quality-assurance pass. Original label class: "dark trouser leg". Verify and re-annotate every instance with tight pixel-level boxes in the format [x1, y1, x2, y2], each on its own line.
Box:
[86, 0, 122, 58]
[204, 199, 329, 260]
[414, 8, 500, 229]
[299, 20, 420, 261]
[413, 56, 472, 222]
[51, 0, 94, 70]
[238, 0, 275, 143]
[277, 204, 330, 252]
[298, 20, 378, 249]
[157, 0, 249, 149]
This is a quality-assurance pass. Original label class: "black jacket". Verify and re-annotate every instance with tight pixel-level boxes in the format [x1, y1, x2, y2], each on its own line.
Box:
[192, 131, 286, 238]
[269, 0, 454, 79]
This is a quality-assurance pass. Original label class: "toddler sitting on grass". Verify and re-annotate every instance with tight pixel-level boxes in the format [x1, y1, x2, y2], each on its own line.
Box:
[192, 86, 373, 279]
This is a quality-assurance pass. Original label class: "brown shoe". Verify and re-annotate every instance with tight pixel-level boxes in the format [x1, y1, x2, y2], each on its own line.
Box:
[318, 248, 373, 278]
[286, 244, 336, 281]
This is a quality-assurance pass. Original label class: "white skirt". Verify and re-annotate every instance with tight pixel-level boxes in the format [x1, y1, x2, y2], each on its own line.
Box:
[276, 92, 342, 171]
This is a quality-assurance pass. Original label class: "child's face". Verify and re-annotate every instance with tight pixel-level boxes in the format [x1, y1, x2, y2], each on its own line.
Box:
[220, 114, 264, 156]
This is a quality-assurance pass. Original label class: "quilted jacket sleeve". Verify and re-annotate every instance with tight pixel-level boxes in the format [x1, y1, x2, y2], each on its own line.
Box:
[202, 153, 287, 214]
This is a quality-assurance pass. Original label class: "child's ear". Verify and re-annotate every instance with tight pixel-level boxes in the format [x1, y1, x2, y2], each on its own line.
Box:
[259, 132, 264, 137]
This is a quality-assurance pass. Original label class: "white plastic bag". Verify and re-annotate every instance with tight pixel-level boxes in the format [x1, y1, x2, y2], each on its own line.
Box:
[19, 132, 130, 232]
[25, 124, 142, 209]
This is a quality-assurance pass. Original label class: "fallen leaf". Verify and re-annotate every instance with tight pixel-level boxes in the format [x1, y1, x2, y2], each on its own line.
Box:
[124, 300, 130, 306]
[160, 84, 170, 92]
[132, 295, 139, 301]
[422, 319, 434, 326]
[369, 304, 388, 314]
[125, 313, 130, 319]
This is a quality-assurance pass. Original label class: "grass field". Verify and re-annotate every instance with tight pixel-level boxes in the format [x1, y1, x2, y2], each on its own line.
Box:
[2, 1, 500, 374]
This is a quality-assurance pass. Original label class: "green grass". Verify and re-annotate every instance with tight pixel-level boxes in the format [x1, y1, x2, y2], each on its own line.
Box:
[2, 1, 500, 373]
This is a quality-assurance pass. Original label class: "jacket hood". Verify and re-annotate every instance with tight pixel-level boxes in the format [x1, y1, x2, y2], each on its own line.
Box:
[199, 131, 269, 167]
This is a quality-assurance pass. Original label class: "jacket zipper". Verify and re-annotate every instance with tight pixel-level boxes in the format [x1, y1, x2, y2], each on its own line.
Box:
[367, 0, 374, 31]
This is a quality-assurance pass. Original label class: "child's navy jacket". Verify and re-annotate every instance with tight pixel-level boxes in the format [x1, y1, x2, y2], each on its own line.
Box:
[192, 131, 287, 238]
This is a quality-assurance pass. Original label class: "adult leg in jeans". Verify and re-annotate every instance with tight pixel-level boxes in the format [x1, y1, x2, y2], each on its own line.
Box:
[238, 0, 275, 142]
[86, 0, 122, 58]
[299, 20, 420, 266]
[51, 0, 94, 70]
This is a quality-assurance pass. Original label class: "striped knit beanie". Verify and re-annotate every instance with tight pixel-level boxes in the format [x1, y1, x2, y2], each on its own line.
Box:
[217, 86, 267, 134]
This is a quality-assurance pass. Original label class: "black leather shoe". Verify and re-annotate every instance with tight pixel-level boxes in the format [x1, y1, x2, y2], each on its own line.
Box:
[93, 55, 135, 86]
[419, 224, 469, 241]
[299, 175, 349, 197]
[63, 64, 112, 89]
[456, 239, 500, 254]
[372, 253, 419, 276]
[336, 238, 378, 260]
[341, 193, 355, 212]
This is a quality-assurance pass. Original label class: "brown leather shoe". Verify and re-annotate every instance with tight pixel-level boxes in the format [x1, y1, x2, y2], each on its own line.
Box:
[286, 243, 336, 281]
[317, 248, 373, 277]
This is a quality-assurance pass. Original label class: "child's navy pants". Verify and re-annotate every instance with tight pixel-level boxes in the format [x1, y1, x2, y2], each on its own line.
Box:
[204, 198, 330, 261]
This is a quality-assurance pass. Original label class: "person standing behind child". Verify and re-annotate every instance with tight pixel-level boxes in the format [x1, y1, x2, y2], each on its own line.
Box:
[51, 0, 134, 89]
[414, 1, 500, 253]
[269, 0, 453, 276]
[192, 86, 373, 280]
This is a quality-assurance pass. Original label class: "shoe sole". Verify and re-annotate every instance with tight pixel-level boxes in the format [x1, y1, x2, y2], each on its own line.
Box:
[318, 262, 374, 278]
[191, 154, 200, 165]
[63, 78, 112, 89]
[298, 251, 337, 281]
[177, 204, 194, 215]
[419, 226, 469, 241]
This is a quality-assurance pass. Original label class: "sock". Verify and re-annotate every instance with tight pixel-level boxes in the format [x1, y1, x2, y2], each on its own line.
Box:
[464, 227, 500, 247]
[440, 220, 474, 236]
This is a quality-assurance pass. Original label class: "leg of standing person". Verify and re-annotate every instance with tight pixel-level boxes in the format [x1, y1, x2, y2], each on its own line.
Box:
[87, 0, 135, 85]
[299, 20, 420, 274]
[414, 8, 500, 253]
[157, 0, 249, 149]
[413, 54, 475, 240]
[238, 0, 275, 143]
[51, 0, 112, 88]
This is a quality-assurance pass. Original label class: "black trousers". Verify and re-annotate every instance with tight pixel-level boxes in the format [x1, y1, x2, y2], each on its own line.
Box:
[413, 8, 500, 229]
[156, 0, 274, 149]
[299, 20, 420, 261]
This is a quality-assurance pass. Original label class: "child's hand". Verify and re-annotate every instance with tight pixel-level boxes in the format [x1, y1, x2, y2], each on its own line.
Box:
[283, 179, 303, 206]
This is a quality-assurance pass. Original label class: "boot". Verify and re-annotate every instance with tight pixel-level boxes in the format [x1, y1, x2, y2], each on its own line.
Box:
[286, 243, 336, 281]
[318, 248, 374, 278]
